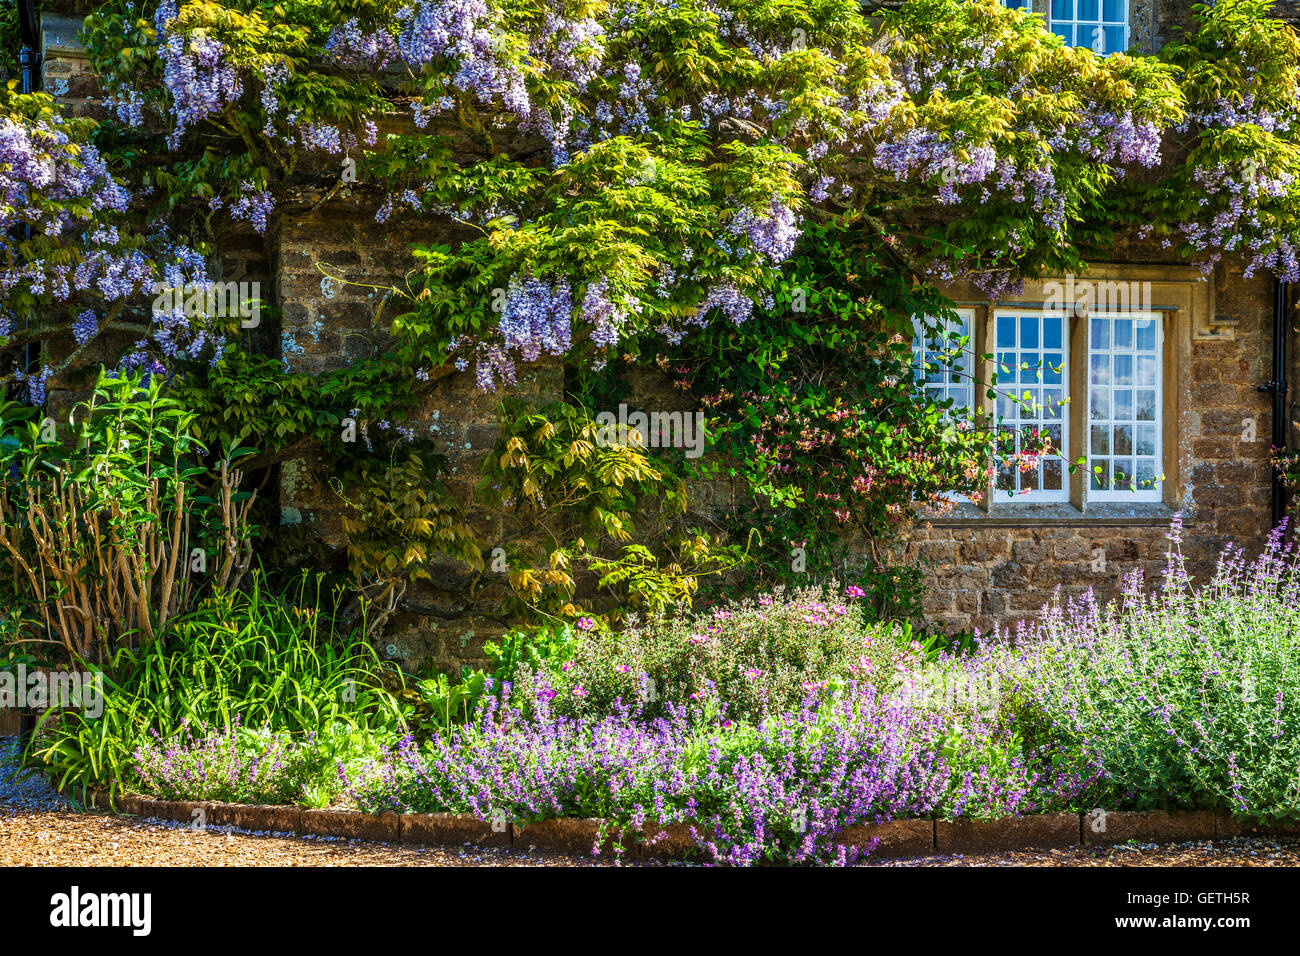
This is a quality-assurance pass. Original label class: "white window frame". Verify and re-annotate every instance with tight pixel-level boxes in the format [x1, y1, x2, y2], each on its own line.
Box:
[992, 308, 1070, 503]
[1049, 0, 1129, 55]
[1085, 310, 1163, 503]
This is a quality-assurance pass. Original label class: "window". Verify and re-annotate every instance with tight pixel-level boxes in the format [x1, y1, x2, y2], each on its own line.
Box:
[1087, 312, 1162, 501]
[993, 310, 1068, 501]
[1050, 0, 1127, 54]
[913, 309, 975, 415]
[1003, 0, 1034, 10]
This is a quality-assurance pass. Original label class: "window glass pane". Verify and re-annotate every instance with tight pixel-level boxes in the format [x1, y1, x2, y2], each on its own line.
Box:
[1135, 318, 1156, 351]
[1104, 25, 1124, 52]
[1052, 24, 1072, 43]
[1078, 0, 1098, 20]
[1091, 460, 1109, 491]
[1136, 354, 1157, 387]
[1043, 315, 1062, 350]
[1043, 457, 1063, 490]
[1104, 0, 1124, 19]
[1113, 459, 1134, 487]
[997, 314, 1016, 348]
[1052, 0, 1072, 19]
[1020, 314, 1039, 350]
[1136, 423, 1155, 456]
[1114, 353, 1133, 386]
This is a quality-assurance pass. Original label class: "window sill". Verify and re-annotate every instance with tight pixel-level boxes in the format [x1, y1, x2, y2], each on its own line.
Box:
[921, 500, 1184, 528]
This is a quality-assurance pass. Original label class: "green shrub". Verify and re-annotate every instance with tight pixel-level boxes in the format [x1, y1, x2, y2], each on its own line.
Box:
[29, 573, 407, 799]
[989, 524, 1300, 822]
[508, 584, 906, 723]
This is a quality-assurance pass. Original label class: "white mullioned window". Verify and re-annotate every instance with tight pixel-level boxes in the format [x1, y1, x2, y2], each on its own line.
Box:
[994, 309, 1069, 501]
[913, 309, 976, 416]
[1087, 312, 1162, 501]
[1003, 0, 1034, 11]
[1051, 0, 1128, 54]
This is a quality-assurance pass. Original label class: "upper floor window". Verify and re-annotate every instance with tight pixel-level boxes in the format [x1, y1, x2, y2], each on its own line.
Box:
[1051, 0, 1128, 54]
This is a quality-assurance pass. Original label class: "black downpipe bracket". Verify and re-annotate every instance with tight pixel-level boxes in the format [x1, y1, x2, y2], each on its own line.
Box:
[15, 0, 41, 749]
[1260, 280, 1290, 527]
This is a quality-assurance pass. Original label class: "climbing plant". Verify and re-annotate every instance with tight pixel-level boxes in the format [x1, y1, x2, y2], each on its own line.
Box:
[4, 0, 1300, 626]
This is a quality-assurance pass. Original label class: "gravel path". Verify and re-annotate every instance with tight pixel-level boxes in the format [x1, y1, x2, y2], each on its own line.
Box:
[5, 737, 1299, 866]
[865, 838, 1300, 867]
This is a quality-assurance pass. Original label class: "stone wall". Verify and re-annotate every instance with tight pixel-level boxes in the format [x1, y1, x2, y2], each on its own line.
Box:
[272, 193, 1284, 651]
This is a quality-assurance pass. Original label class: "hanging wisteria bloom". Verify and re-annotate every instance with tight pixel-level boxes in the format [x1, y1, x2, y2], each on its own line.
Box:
[72, 309, 99, 346]
[155, 2, 243, 149]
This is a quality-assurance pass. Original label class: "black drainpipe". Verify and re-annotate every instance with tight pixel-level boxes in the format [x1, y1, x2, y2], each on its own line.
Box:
[1260, 279, 1289, 528]
[15, 0, 40, 750]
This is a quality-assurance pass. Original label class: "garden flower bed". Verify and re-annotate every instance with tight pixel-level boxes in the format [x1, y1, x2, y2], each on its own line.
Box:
[18, 523, 1300, 865]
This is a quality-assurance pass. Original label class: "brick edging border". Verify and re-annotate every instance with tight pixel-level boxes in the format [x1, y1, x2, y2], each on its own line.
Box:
[82, 792, 1300, 861]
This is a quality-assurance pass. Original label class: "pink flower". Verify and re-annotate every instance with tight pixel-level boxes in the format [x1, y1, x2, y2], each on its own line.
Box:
[576, 617, 596, 631]
[573, 685, 587, 697]
[844, 585, 866, 598]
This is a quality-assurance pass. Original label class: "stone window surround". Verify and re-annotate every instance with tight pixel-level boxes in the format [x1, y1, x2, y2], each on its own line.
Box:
[921, 263, 1212, 528]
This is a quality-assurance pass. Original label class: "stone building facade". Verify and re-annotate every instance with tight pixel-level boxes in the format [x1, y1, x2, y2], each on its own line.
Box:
[24, 0, 1300, 666]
